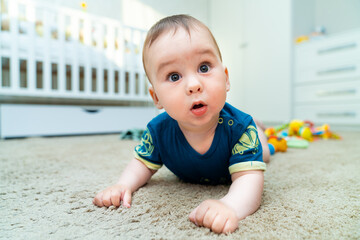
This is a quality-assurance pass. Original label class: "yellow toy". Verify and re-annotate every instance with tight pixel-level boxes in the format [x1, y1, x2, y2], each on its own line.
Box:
[288, 119, 303, 136]
[295, 35, 309, 44]
[264, 127, 275, 138]
[289, 119, 313, 141]
[268, 136, 287, 155]
[299, 126, 313, 141]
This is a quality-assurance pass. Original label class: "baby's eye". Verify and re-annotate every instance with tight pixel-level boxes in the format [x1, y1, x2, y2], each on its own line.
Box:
[168, 73, 181, 82]
[199, 64, 210, 73]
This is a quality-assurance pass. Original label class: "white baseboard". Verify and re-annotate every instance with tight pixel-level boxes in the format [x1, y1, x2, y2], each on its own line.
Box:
[0, 104, 158, 138]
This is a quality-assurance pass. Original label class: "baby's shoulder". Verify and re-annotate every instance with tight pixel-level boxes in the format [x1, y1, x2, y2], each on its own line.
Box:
[220, 103, 258, 145]
[221, 103, 253, 129]
[147, 111, 174, 133]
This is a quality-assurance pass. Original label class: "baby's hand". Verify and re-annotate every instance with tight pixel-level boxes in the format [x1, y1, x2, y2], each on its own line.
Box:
[189, 199, 239, 234]
[93, 184, 132, 208]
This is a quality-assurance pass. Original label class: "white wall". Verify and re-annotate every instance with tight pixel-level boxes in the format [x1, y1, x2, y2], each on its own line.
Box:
[210, 0, 360, 123]
[208, 0, 244, 107]
[315, 0, 360, 35]
[209, 0, 293, 124]
[122, 0, 209, 30]
[292, 0, 315, 38]
[293, 0, 360, 37]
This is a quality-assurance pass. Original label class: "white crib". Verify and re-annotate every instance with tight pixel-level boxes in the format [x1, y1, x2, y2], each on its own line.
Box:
[0, 0, 157, 138]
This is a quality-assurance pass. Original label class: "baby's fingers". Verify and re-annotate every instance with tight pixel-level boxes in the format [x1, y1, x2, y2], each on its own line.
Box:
[102, 190, 113, 207]
[211, 215, 227, 234]
[122, 189, 132, 208]
[203, 209, 218, 229]
[194, 204, 210, 227]
[222, 218, 238, 234]
[188, 206, 199, 224]
[110, 189, 121, 207]
[93, 192, 104, 207]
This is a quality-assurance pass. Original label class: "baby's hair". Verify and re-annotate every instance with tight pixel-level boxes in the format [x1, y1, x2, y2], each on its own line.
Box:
[142, 14, 222, 81]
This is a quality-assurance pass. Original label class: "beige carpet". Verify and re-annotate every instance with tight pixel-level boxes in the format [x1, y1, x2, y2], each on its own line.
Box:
[1, 131, 359, 239]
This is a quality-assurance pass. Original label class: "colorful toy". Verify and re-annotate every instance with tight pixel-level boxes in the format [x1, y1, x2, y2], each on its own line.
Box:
[265, 123, 288, 138]
[311, 123, 339, 139]
[288, 119, 304, 136]
[264, 127, 275, 138]
[288, 120, 314, 141]
[268, 136, 287, 155]
[265, 119, 340, 155]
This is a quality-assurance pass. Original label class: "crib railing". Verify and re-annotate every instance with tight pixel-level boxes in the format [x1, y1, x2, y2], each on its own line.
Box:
[0, 0, 151, 102]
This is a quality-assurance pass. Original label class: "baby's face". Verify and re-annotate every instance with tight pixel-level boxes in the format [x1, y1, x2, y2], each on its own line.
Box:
[145, 26, 230, 130]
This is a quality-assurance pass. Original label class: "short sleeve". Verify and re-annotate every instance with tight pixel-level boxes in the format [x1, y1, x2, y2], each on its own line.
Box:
[134, 128, 162, 170]
[229, 124, 266, 174]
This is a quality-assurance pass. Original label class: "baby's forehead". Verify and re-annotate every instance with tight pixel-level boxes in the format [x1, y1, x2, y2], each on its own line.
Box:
[157, 25, 210, 44]
[146, 25, 220, 57]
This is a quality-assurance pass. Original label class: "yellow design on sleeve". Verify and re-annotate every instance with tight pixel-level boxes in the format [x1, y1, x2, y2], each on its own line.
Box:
[135, 128, 154, 157]
[232, 125, 259, 155]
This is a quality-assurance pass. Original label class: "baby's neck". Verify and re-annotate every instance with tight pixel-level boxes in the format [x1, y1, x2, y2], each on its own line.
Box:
[178, 117, 219, 155]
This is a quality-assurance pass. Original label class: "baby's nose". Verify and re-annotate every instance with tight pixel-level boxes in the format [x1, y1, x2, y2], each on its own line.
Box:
[187, 77, 203, 95]
[189, 87, 201, 94]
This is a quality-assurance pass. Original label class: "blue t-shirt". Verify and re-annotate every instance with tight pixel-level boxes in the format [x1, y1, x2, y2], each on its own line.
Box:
[134, 102, 266, 184]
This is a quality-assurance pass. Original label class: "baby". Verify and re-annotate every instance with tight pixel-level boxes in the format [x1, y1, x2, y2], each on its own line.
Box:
[93, 14, 270, 234]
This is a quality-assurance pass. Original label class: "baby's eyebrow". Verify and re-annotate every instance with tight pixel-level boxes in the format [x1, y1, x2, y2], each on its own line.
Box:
[157, 59, 177, 74]
[196, 48, 217, 57]
[156, 48, 218, 74]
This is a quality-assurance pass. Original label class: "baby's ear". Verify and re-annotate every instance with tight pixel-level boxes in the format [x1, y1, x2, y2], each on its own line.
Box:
[149, 87, 163, 109]
[224, 67, 230, 92]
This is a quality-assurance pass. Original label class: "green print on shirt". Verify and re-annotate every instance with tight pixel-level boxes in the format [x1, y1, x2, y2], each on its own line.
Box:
[232, 125, 259, 155]
[135, 128, 154, 157]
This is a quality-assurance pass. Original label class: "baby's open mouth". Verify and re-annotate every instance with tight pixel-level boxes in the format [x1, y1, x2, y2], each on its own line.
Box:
[191, 102, 207, 116]
[192, 103, 204, 110]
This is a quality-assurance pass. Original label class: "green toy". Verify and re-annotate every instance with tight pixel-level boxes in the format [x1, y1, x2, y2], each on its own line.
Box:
[287, 138, 309, 148]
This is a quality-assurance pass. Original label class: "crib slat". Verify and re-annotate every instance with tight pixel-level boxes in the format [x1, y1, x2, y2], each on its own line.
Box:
[58, 13, 66, 93]
[140, 32, 146, 97]
[70, 15, 79, 94]
[141, 74, 147, 98]
[43, 10, 51, 92]
[120, 69, 126, 97]
[95, 22, 103, 95]
[97, 61, 104, 95]
[115, 24, 124, 69]
[116, 24, 125, 97]
[9, 0, 20, 91]
[0, 57, 2, 89]
[27, 3, 36, 92]
[107, 24, 115, 95]
[83, 16, 91, 95]
[0, 0, 3, 89]
[108, 64, 115, 95]
[130, 70, 136, 97]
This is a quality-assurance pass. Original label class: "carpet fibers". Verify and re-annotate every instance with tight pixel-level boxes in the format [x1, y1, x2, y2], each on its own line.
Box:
[1, 132, 359, 239]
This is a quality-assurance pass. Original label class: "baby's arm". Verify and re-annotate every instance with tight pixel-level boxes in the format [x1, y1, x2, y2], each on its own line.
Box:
[93, 158, 156, 208]
[189, 170, 264, 234]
